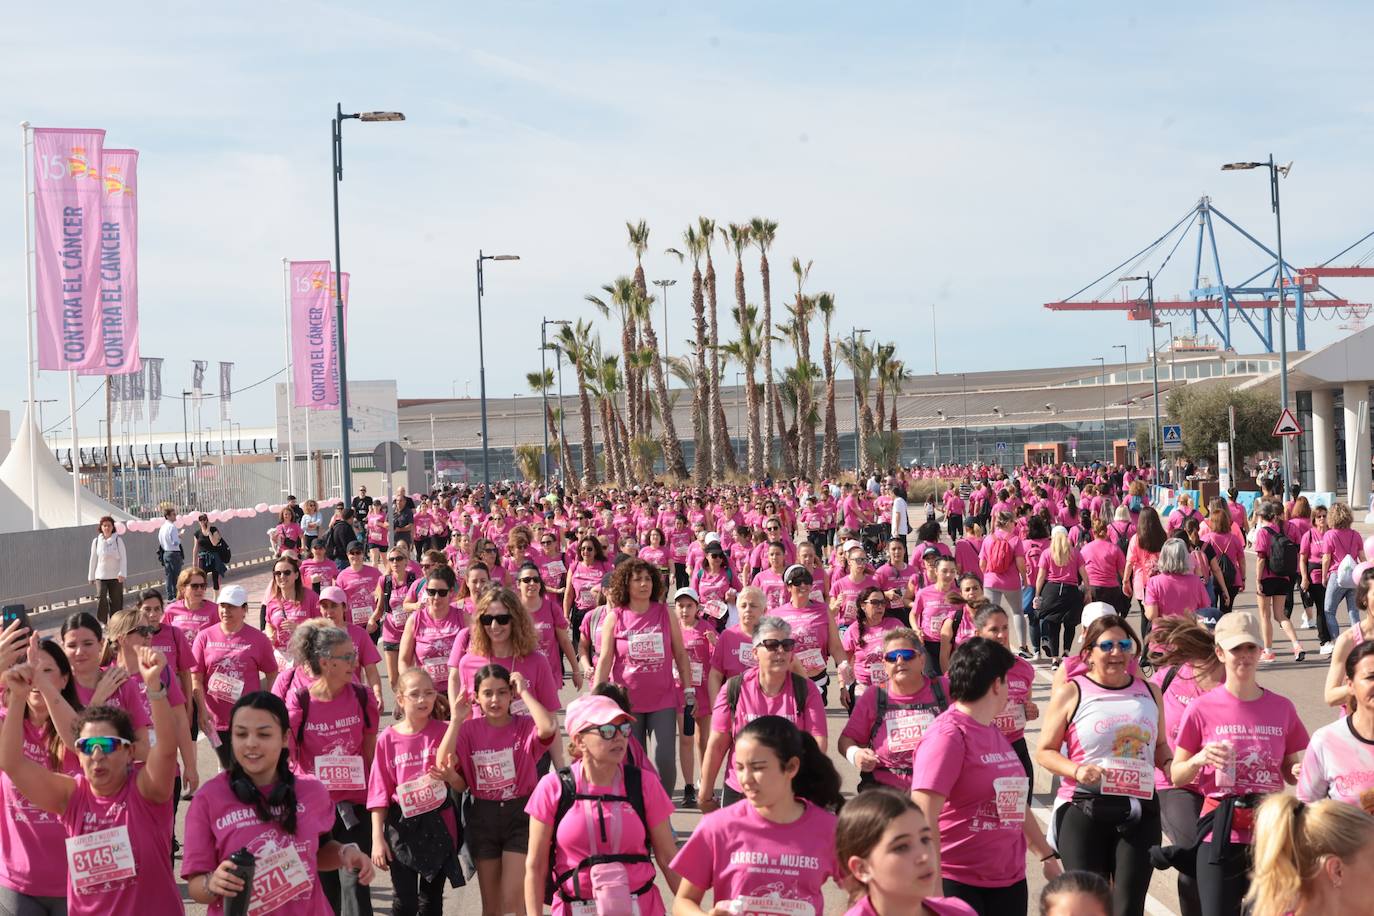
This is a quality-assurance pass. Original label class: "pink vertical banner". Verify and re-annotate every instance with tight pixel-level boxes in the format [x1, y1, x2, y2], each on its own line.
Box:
[79, 148, 141, 375]
[289, 261, 349, 409]
[32, 127, 106, 371]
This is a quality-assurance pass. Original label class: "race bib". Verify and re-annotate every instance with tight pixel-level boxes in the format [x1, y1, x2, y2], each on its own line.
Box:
[314, 753, 367, 792]
[207, 671, 245, 704]
[578, 585, 596, 607]
[690, 661, 704, 687]
[397, 775, 446, 818]
[544, 560, 566, 578]
[737, 896, 816, 916]
[737, 643, 756, 667]
[511, 697, 529, 716]
[993, 702, 1027, 734]
[885, 709, 935, 753]
[795, 647, 824, 670]
[247, 843, 312, 915]
[703, 599, 728, 620]
[388, 607, 410, 628]
[674, 543, 689, 559]
[423, 659, 449, 685]
[66, 825, 136, 894]
[351, 602, 373, 626]
[1100, 756, 1154, 799]
[627, 632, 664, 666]
[867, 662, 889, 684]
[809, 587, 824, 604]
[472, 747, 517, 793]
[993, 776, 1029, 825]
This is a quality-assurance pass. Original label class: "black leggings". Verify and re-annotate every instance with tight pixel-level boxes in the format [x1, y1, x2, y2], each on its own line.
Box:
[1158, 789, 1203, 916]
[1038, 583, 1084, 656]
[1309, 582, 1332, 645]
[322, 803, 374, 916]
[1054, 797, 1162, 916]
[941, 878, 1027, 916]
[389, 859, 446, 916]
[1195, 840, 1251, 916]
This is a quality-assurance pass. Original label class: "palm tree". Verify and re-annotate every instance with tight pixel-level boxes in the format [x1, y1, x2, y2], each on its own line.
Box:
[873, 342, 896, 445]
[701, 218, 734, 476]
[626, 220, 651, 439]
[750, 217, 779, 468]
[589, 344, 630, 487]
[550, 406, 575, 485]
[666, 227, 711, 484]
[787, 261, 815, 478]
[526, 368, 559, 482]
[720, 304, 765, 477]
[884, 357, 912, 474]
[838, 336, 876, 473]
[586, 280, 650, 481]
[554, 320, 598, 488]
[627, 282, 689, 479]
[816, 292, 841, 478]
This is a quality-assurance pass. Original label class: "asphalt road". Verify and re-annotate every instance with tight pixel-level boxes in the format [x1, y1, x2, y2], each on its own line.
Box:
[45, 541, 1343, 914]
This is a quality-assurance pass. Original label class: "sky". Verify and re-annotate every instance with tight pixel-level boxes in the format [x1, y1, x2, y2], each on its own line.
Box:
[4, 1, 1374, 443]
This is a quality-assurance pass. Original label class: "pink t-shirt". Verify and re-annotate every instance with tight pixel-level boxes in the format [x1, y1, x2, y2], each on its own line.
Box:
[840, 677, 950, 788]
[62, 769, 177, 916]
[774, 602, 833, 673]
[73, 675, 153, 732]
[298, 557, 336, 589]
[525, 762, 674, 916]
[364, 719, 458, 842]
[191, 624, 278, 731]
[163, 598, 216, 635]
[841, 618, 903, 688]
[979, 532, 1025, 592]
[876, 562, 920, 609]
[285, 684, 380, 805]
[911, 708, 1028, 888]
[1174, 686, 1309, 842]
[449, 649, 561, 712]
[994, 657, 1036, 742]
[953, 537, 981, 579]
[527, 596, 570, 682]
[335, 565, 383, 626]
[409, 606, 466, 688]
[453, 713, 551, 800]
[265, 590, 322, 654]
[830, 574, 880, 627]
[709, 627, 758, 681]
[181, 772, 335, 916]
[0, 709, 78, 897]
[1323, 527, 1364, 571]
[567, 560, 611, 611]
[678, 619, 716, 710]
[1144, 572, 1209, 618]
[670, 799, 841, 915]
[607, 603, 680, 713]
[1081, 539, 1126, 587]
[1039, 548, 1084, 585]
[751, 568, 788, 609]
[1151, 663, 1212, 792]
[710, 669, 827, 792]
[1253, 522, 1296, 582]
[147, 623, 194, 679]
[912, 586, 961, 642]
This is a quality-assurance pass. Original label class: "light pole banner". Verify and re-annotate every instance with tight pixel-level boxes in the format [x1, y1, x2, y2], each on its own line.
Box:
[79, 148, 140, 376]
[192, 360, 207, 399]
[219, 361, 233, 421]
[32, 127, 106, 371]
[146, 356, 163, 422]
[289, 260, 349, 410]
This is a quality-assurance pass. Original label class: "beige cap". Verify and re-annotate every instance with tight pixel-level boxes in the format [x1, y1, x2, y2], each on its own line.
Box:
[1213, 611, 1263, 650]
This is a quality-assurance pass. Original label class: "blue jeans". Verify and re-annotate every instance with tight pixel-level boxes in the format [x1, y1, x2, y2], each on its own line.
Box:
[163, 551, 183, 599]
[1325, 583, 1359, 637]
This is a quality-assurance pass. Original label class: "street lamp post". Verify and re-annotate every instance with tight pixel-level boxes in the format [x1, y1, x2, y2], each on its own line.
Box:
[1114, 343, 1130, 460]
[1093, 357, 1108, 463]
[652, 279, 676, 363]
[541, 318, 571, 483]
[332, 104, 404, 503]
[476, 251, 521, 489]
[1223, 155, 1294, 484]
[181, 389, 195, 505]
[1121, 273, 1162, 476]
[850, 327, 871, 470]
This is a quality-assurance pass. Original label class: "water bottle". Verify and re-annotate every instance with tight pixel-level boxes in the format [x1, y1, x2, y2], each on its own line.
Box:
[221, 848, 256, 916]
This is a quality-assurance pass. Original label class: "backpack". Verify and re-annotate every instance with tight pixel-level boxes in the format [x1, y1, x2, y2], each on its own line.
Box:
[1111, 522, 1131, 555]
[1212, 534, 1240, 589]
[380, 571, 418, 613]
[1266, 524, 1300, 578]
[1128, 494, 1144, 513]
[724, 672, 811, 726]
[984, 536, 1014, 575]
[294, 683, 372, 747]
[546, 764, 653, 904]
[867, 681, 950, 772]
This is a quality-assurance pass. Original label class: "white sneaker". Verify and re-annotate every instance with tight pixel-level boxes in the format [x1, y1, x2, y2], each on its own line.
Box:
[1320, 642, 1335, 656]
[1298, 616, 1313, 629]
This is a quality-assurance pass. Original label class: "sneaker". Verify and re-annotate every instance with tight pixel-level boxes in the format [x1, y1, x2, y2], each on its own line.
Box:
[1017, 648, 1034, 660]
[1293, 648, 1307, 663]
[1298, 616, 1313, 630]
[682, 784, 698, 808]
[1260, 649, 1278, 663]
[1320, 642, 1336, 656]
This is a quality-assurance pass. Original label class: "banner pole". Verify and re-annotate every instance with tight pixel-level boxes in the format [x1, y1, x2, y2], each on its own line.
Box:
[20, 121, 39, 528]
[69, 371, 81, 524]
[304, 406, 312, 499]
[282, 259, 296, 496]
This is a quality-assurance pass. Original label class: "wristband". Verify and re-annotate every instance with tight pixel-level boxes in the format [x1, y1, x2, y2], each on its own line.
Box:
[1041, 852, 1061, 862]
[845, 745, 862, 766]
[146, 686, 168, 701]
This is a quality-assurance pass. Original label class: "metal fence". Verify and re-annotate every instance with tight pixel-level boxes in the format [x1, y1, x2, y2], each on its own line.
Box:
[79, 454, 348, 516]
[0, 508, 282, 613]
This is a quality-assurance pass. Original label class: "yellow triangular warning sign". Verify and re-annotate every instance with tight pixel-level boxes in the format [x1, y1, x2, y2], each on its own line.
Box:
[1273, 407, 1303, 437]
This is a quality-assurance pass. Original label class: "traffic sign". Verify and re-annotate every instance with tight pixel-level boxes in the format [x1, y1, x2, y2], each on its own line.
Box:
[1162, 425, 1183, 452]
[1127, 438, 1137, 449]
[995, 442, 1008, 453]
[1068, 436, 1079, 449]
[373, 440, 406, 471]
[1272, 407, 1303, 437]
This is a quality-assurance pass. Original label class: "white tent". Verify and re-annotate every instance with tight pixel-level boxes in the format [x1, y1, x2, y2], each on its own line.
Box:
[0, 406, 132, 533]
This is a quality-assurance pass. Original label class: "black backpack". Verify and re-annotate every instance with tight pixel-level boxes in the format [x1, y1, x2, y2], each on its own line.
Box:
[546, 764, 653, 904]
[1266, 524, 1300, 578]
[1111, 522, 1131, 555]
[294, 683, 372, 747]
[724, 672, 811, 726]
[379, 571, 418, 615]
[1212, 534, 1240, 588]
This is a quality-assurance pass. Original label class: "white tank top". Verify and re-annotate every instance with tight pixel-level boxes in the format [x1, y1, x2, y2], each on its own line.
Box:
[1059, 674, 1159, 799]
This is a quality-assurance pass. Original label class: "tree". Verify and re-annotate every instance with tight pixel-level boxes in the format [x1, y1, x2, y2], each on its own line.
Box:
[838, 336, 876, 473]
[1165, 385, 1274, 466]
[513, 444, 543, 483]
[816, 292, 841, 478]
[701, 218, 732, 478]
[882, 356, 911, 473]
[586, 279, 654, 482]
[787, 261, 816, 478]
[629, 283, 689, 479]
[526, 368, 559, 482]
[626, 220, 651, 438]
[554, 320, 598, 488]
[667, 227, 711, 484]
[721, 304, 765, 478]
[750, 217, 779, 469]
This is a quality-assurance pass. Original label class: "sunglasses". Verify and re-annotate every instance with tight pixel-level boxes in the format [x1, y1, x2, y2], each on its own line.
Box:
[273, 570, 294, 577]
[582, 722, 633, 740]
[865, 598, 889, 607]
[884, 648, 919, 663]
[127, 625, 156, 639]
[481, 548, 498, 554]
[517, 576, 541, 585]
[388, 555, 406, 562]
[188, 582, 207, 590]
[1095, 639, 1135, 653]
[76, 736, 131, 756]
[480, 614, 513, 627]
[426, 588, 450, 597]
[329, 652, 358, 663]
[756, 638, 796, 652]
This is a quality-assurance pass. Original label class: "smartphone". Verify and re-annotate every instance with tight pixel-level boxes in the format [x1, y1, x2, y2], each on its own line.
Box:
[2, 604, 30, 631]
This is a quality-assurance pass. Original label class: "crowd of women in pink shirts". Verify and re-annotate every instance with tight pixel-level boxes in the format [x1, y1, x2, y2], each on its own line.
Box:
[7, 460, 1374, 916]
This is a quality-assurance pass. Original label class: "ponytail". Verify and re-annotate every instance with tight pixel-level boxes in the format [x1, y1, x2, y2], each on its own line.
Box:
[737, 715, 844, 813]
[1246, 794, 1374, 916]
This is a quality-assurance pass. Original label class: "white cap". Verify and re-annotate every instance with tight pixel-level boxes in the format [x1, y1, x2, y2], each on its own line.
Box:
[1052, 525, 1069, 538]
[841, 539, 863, 554]
[673, 587, 701, 604]
[704, 532, 721, 545]
[1080, 601, 1115, 630]
[217, 584, 249, 607]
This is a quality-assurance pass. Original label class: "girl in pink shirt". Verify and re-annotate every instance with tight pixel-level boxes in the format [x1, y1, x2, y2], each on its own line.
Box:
[875, 538, 919, 618]
[832, 549, 880, 629]
[264, 556, 321, 666]
[672, 715, 844, 916]
[59, 613, 153, 753]
[1, 648, 181, 916]
[834, 787, 976, 916]
[399, 565, 466, 692]
[1081, 518, 1129, 615]
[674, 590, 717, 808]
[707, 587, 765, 697]
[191, 594, 279, 765]
[912, 558, 962, 672]
[842, 588, 904, 695]
[183, 691, 374, 914]
[514, 562, 579, 688]
[445, 665, 555, 916]
[751, 541, 790, 609]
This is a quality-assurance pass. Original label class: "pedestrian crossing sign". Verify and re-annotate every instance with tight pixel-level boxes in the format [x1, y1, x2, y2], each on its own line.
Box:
[1162, 425, 1183, 451]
